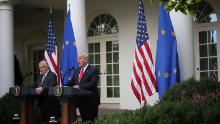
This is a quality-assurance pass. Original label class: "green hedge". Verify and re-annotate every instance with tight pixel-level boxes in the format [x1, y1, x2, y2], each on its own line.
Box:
[0, 93, 41, 124]
[0, 93, 20, 124]
[92, 79, 220, 124]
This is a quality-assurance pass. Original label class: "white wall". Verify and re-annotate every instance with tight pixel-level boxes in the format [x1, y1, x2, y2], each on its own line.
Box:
[170, 12, 194, 81]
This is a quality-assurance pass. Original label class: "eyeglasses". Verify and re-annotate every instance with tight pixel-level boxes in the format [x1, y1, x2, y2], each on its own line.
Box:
[39, 66, 46, 69]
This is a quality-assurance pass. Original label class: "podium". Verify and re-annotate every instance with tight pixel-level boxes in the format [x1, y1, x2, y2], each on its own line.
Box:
[48, 86, 92, 124]
[9, 86, 91, 124]
[9, 86, 37, 124]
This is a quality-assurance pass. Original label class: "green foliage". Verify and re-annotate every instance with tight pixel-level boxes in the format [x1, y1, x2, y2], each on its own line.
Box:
[163, 78, 220, 101]
[149, 0, 203, 15]
[91, 79, 220, 124]
[0, 93, 42, 124]
[94, 111, 134, 124]
[0, 93, 20, 124]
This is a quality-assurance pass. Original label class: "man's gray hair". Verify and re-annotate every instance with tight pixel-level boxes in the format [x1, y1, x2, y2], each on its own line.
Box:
[78, 53, 88, 59]
[39, 60, 49, 67]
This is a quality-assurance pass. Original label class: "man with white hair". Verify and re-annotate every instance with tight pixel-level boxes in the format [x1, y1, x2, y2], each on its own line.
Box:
[32, 60, 60, 123]
[67, 53, 100, 122]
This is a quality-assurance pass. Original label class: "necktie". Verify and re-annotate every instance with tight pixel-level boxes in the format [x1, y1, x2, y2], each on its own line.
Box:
[41, 74, 46, 85]
[78, 68, 84, 84]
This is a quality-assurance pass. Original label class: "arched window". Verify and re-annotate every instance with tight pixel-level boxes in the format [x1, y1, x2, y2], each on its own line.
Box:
[194, 1, 217, 23]
[87, 14, 119, 36]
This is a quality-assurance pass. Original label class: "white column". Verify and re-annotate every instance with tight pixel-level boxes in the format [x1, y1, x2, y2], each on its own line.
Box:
[0, 0, 14, 96]
[170, 11, 194, 80]
[67, 0, 87, 54]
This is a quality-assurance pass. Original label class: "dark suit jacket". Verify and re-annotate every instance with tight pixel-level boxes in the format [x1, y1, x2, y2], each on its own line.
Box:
[67, 64, 100, 107]
[32, 70, 60, 119]
[32, 70, 57, 92]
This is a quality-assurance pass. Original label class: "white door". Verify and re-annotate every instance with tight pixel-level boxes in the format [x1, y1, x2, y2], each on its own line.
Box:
[88, 34, 120, 103]
[194, 25, 218, 80]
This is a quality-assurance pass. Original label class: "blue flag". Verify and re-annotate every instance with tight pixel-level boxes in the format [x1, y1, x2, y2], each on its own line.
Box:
[155, 4, 180, 99]
[61, 9, 78, 85]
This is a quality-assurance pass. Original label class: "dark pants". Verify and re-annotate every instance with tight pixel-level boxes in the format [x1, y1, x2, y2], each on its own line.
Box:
[39, 97, 60, 122]
[79, 104, 98, 122]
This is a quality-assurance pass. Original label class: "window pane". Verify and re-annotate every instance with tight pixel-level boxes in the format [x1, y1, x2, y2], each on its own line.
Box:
[90, 22, 96, 30]
[210, 71, 218, 81]
[95, 54, 100, 64]
[88, 44, 94, 53]
[95, 65, 100, 72]
[95, 43, 100, 53]
[89, 55, 94, 64]
[208, 30, 217, 43]
[106, 41, 112, 52]
[113, 52, 119, 63]
[107, 87, 113, 97]
[113, 64, 119, 74]
[105, 15, 112, 24]
[199, 45, 207, 57]
[199, 31, 207, 44]
[107, 76, 112, 86]
[88, 30, 94, 36]
[100, 14, 106, 23]
[113, 41, 119, 51]
[200, 58, 208, 70]
[114, 75, 119, 86]
[114, 87, 120, 97]
[209, 58, 217, 70]
[106, 53, 112, 63]
[209, 44, 217, 56]
[107, 64, 112, 74]
[200, 72, 208, 80]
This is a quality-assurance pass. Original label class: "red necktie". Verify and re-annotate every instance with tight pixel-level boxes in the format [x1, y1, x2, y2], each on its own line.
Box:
[78, 68, 84, 84]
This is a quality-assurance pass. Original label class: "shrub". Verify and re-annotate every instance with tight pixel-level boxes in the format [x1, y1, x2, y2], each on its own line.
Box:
[0, 93, 20, 124]
[163, 78, 220, 102]
[92, 79, 220, 124]
[0, 93, 42, 124]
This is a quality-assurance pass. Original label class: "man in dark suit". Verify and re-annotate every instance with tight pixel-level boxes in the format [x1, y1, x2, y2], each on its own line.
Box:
[67, 53, 100, 122]
[32, 60, 60, 123]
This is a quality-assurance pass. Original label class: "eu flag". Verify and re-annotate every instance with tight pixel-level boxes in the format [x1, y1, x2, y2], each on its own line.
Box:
[61, 9, 78, 85]
[155, 4, 180, 99]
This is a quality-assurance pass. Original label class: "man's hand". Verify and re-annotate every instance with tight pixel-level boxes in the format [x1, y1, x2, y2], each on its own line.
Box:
[73, 85, 80, 89]
[35, 87, 43, 94]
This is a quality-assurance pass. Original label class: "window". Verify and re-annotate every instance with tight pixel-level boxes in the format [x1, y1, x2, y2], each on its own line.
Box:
[193, 1, 217, 23]
[194, 1, 218, 81]
[87, 14, 119, 36]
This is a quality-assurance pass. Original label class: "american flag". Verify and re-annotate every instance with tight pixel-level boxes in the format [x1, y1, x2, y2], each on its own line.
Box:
[44, 12, 61, 84]
[131, 0, 157, 104]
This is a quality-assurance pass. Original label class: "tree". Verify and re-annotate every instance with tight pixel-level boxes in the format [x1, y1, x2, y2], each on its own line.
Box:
[149, 0, 202, 15]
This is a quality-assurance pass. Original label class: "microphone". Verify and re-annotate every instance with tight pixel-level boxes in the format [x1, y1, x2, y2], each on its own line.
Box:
[22, 71, 33, 81]
[61, 67, 75, 84]
[66, 66, 74, 73]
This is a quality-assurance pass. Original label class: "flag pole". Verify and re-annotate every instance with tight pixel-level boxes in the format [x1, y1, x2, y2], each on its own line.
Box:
[50, 0, 52, 13]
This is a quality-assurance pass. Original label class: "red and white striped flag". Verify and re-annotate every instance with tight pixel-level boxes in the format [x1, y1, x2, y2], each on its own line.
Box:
[44, 12, 61, 85]
[131, 0, 157, 104]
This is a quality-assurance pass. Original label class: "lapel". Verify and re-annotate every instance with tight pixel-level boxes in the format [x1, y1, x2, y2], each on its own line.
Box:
[40, 71, 50, 86]
[75, 68, 80, 83]
[38, 74, 43, 86]
[79, 65, 91, 84]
